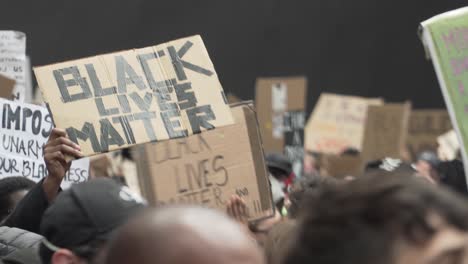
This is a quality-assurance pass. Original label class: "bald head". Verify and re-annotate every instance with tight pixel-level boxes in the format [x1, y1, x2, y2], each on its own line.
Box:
[106, 206, 265, 264]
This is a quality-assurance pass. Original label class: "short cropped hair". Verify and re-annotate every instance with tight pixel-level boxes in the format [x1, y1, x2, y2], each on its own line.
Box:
[0, 177, 35, 221]
[283, 172, 468, 264]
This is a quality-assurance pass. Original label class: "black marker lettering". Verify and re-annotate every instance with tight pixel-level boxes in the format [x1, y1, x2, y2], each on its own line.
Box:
[53, 66, 92, 103]
[174, 82, 197, 110]
[115, 55, 147, 93]
[161, 110, 188, 138]
[85, 64, 117, 97]
[186, 105, 216, 133]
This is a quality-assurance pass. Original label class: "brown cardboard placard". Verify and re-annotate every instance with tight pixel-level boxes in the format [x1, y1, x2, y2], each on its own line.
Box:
[135, 102, 273, 221]
[320, 155, 363, 178]
[361, 103, 412, 163]
[0, 74, 15, 99]
[406, 110, 452, 160]
[305, 93, 383, 154]
[255, 77, 307, 153]
[34, 35, 234, 157]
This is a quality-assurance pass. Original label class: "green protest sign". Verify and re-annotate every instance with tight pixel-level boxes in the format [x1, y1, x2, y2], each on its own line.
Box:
[420, 7, 468, 183]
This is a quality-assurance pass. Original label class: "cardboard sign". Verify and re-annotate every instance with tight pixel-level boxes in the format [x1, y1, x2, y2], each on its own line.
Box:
[361, 103, 411, 163]
[320, 155, 363, 178]
[0, 98, 90, 188]
[34, 35, 234, 157]
[420, 7, 468, 183]
[255, 77, 306, 178]
[0, 31, 27, 102]
[135, 103, 273, 221]
[255, 77, 307, 152]
[407, 110, 452, 160]
[305, 93, 383, 154]
[0, 74, 15, 99]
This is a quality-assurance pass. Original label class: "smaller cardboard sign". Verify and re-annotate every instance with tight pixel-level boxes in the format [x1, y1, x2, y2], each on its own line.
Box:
[305, 93, 383, 154]
[0, 74, 15, 99]
[0, 98, 90, 188]
[361, 103, 411, 163]
[135, 102, 273, 221]
[255, 77, 307, 153]
[0, 31, 27, 102]
[255, 77, 307, 178]
[407, 110, 452, 160]
[34, 35, 234, 157]
[320, 155, 363, 178]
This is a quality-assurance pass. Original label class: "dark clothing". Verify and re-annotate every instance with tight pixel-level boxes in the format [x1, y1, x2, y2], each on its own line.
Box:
[1, 180, 50, 234]
[0, 227, 42, 264]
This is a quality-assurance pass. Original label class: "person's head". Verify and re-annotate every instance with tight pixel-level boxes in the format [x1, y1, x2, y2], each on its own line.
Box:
[39, 178, 145, 264]
[287, 175, 340, 219]
[0, 176, 35, 222]
[266, 153, 292, 181]
[105, 206, 265, 264]
[283, 172, 468, 264]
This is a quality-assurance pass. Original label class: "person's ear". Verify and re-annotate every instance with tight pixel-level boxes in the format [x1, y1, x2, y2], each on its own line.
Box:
[51, 249, 84, 264]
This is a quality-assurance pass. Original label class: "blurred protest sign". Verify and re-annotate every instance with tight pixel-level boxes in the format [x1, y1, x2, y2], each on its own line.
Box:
[320, 154, 363, 179]
[0, 31, 27, 101]
[0, 98, 90, 188]
[135, 103, 273, 221]
[420, 7, 468, 181]
[305, 93, 383, 154]
[361, 103, 411, 163]
[407, 110, 452, 160]
[34, 35, 233, 157]
[0, 74, 15, 99]
[438, 130, 460, 161]
[255, 77, 307, 177]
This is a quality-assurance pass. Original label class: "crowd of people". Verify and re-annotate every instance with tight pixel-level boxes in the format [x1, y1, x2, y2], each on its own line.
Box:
[0, 122, 467, 264]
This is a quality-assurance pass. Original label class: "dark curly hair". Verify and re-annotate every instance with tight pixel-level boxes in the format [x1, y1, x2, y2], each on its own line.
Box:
[283, 172, 468, 264]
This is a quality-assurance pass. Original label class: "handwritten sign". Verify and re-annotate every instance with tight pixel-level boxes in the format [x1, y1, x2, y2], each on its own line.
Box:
[420, 7, 468, 181]
[0, 98, 90, 188]
[34, 35, 233, 157]
[361, 103, 411, 163]
[135, 103, 273, 221]
[407, 110, 452, 160]
[0, 31, 26, 101]
[305, 93, 383, 154]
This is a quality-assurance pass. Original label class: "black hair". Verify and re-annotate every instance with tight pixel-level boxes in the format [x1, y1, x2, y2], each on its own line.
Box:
[287, 175, 341, 219]
[0, 177, 35, 221]
[283, 172, 468, 264]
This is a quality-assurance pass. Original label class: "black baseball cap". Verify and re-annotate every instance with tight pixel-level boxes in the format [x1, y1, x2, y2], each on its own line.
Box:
[266, 153, 293, 176]
[40, 178, 146, 250]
